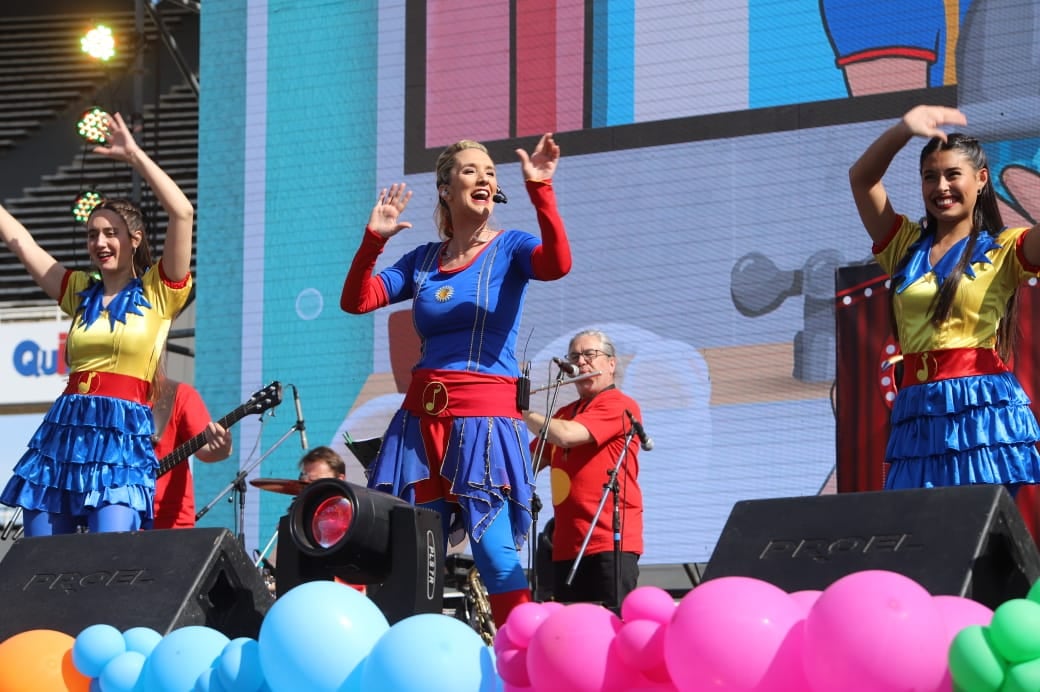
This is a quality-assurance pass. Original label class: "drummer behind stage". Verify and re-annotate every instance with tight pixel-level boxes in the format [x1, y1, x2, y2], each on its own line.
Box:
[298, 446, 346, 482]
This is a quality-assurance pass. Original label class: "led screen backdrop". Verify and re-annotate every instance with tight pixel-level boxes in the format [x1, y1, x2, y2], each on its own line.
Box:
[195, 0, 1040, 564]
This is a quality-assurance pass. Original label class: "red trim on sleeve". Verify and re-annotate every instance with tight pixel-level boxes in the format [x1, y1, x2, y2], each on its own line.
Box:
[527, 179, 572, 280]
[340, 227, 390, 314]
[59, 270, 72, 301]
[871, 215, 904, 255]
[1015, 229, 1040, 274]
[156, 259, 191, 288]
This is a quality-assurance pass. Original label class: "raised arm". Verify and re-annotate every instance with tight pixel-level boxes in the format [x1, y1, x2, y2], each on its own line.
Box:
[0, 204, 66, 301]
[849, 105, 967, 244]
[94, 112, 194, 280]
[340, 184, 412, 314]
[517, 134, 572, 279]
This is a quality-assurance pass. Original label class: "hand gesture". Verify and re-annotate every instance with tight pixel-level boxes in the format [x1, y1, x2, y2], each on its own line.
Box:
[92, 112, 141, 164]
[516, 133, 560, 182]
[368, 183, 413, 239]
[902, 105, 968, 142]
[205, 421, 233, 458]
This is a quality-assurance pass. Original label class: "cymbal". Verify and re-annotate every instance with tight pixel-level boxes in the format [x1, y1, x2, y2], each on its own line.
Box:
[249, 477, 309, 496]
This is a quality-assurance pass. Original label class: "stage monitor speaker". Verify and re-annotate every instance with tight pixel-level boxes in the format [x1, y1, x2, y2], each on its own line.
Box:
[0, 527, 274, 642]
[701, 486, 1040, 610]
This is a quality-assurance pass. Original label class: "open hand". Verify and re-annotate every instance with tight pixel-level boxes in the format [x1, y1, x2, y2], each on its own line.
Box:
[92, 112, 142, 163]
[902, 105, 968, 142]
[516, 133, 560, 182]
[368, 183, 413, 239]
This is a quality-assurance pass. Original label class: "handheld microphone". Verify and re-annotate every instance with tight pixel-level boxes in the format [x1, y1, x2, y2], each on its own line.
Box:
[551, 357, 580, 377]
[492, 188, 508, 204]
[292, 385, 308, 450]
[624, 409, 654, 451]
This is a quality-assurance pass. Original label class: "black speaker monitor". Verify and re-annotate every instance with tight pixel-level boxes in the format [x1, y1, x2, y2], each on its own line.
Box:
[0, 527, 274, 642]
[702, 486, 1040, 610]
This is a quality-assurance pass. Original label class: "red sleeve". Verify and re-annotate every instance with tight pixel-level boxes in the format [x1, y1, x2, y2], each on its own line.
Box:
[340, 227, 391, 314]
[870, 215, 904, 255]
[526, 180, 572, 280]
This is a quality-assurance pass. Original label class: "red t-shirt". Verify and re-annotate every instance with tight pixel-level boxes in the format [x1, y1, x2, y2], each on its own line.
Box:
[152, 383, 212, 529]
[537, 388, 644, 560]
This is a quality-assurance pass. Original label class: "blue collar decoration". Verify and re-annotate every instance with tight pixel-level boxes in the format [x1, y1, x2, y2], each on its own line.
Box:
[892, 230, 1001, 294]
[77, 276, 152, 330]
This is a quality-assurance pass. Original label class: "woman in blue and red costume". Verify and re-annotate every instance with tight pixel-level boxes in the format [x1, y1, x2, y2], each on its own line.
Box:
[341, 133, 572, 626]
[850, 105, 1040, 492]
[0, 112, 195, 536]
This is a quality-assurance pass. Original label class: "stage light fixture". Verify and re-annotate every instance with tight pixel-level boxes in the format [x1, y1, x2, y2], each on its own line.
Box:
[77, 108, 111, 145]
[277, 478, 444, 624]
[71, 191, 103, 224]
[81, 24, 116, 62]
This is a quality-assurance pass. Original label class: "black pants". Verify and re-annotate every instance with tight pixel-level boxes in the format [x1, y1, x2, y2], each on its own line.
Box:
[552, 551, 639, 610]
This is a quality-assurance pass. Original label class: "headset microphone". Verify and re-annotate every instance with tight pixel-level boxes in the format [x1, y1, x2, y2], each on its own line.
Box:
[492, 188, 508, 204]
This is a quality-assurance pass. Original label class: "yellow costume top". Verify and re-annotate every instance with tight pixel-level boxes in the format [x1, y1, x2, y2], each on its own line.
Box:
[60, 264, 193, 381]
[873, 215, 1038, 355]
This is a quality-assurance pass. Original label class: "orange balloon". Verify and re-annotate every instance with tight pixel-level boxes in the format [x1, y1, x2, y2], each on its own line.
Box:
[0, 629, 90, 692]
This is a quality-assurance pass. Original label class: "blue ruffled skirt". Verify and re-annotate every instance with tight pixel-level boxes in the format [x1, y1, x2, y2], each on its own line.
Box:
[368, 409, 534, 549]
[884, 372, 1040, 489]
[0, 393, 157, 519]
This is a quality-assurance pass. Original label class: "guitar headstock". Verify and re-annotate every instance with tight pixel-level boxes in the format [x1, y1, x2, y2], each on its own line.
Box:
[247, 381, 283, 415]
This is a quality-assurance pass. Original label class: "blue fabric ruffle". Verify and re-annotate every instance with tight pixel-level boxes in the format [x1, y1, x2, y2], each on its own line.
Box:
[0, 393, 157, 518]
[885, 372, 1040, 489]
[368, 409, 534, 549]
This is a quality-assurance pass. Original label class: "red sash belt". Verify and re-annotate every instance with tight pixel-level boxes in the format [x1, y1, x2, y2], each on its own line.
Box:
[402, 368, 519, 418]
[65, 371, 151, 404]
[900, 348, 1007, 389]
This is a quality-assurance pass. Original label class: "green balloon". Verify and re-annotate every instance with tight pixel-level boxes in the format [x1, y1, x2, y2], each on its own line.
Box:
[1003, 658, 1040, 692]
[990, 599, 1040, 663]
[949, 625, 1006, 692]
[1024, 578, 1040, 606]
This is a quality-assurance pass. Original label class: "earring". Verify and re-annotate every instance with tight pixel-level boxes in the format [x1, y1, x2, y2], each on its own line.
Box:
[440, 190, 449, 198]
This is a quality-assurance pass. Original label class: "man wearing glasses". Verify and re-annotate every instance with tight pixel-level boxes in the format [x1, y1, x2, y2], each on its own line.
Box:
[522, 329, 644, 611]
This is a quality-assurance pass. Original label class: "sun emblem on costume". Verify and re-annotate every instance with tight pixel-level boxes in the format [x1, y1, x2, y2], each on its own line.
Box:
[435, 286, 454, 302]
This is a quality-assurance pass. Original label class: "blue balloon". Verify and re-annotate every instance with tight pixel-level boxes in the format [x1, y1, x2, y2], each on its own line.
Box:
[74, 623, 127, 677]
[123, 627, 163, 657]
[141, 626, 230, 692]
[193, 666, 228, 692]
[258, 581, 389, 692]
[360, 613, 500, 691]
[98, 650, 147, 692]
[216, 638, 265, 692]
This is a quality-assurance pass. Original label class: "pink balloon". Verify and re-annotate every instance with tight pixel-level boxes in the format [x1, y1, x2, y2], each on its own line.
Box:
[932, 595, 995, 692]
[622, 587, 677, 625]
[526, 603, 636, 692]
[933, 595, 994, 636]
[789, 590, 823, 616]
[497, 646, 530, 688]
[664, 576, 804, 691]
[507, 602, 555, 649]
[803, 570, 947, 692]
[614, 620, 666, 674]
[495, 622, 518, 655]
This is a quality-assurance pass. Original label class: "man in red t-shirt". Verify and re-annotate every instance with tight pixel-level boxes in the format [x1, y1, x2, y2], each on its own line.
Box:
[523, 329, 644, 610]
[152, 379, 233, 529]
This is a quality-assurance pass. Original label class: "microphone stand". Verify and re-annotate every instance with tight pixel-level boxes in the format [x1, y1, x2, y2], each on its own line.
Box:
[527, 367, 570, 601]
[194, 419, 301, 546]
[566, 424, 637, 614]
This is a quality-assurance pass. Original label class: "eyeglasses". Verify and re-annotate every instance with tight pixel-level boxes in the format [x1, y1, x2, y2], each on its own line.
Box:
[566, 349, 612, 364]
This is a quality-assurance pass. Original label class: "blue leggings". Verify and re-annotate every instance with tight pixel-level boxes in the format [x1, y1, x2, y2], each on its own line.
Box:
[23, 504, 142, 537]
[419, 498, 528, 594]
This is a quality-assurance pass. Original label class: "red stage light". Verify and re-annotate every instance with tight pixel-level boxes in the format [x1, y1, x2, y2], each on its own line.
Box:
[311, 496, 353, 549]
